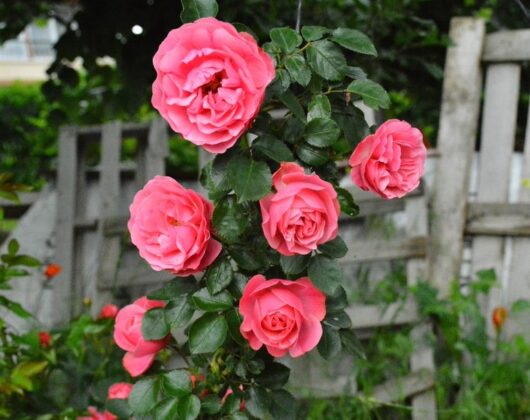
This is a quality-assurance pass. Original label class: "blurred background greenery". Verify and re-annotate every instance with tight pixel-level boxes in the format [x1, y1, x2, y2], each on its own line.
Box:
[0, 0, 528, 188]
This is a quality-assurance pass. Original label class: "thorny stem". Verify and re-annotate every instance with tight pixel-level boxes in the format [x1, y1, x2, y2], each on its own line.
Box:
[295, 0, 303, 32]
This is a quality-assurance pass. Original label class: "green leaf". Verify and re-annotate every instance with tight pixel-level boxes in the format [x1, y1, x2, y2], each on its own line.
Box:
[227, 156, 272, 203]
[166, 296, 195, 330]
[192, 288, 233, 312]
[189, 313, 228, 354]
[177, 394, 201, 420]
[324, 310, 352, 329]
[0, 296, 32, 319]
[307, 94, 331, 121]
[318, 236, 348, 258]
[284, 118, 305, 144]
[205, 258, 233, 295]
[285, 55, 311, 87]
[154, 398, 180, 420]
[270, 389, 297, 420]
[162, 370, 192, 397]
[270, 27, 302, 53]
[180, 0, 218, 23]
[301, 26, 328, 41]
[280, 254, 311, 275]
[296, 143, 329, 166]
[340, 329, 366, 360]
[255, 363, 290, 389]
[308, 255, 343, 294]
[331, 28, 377, 56]
[279, 90, 305, 121]
[306, 40, 347, 81]
[318, 324, 342, 359]
[147, 277, 197, 300]
[246, 386, 271, 419]
[7, 239, 19, 256]
[142, 307, 169, 340]
[336, 187, 360, 217]
[511, 299, 530, 313]
[252, 135, 294, 162]
[345, 66, 367, 80]
[129, 377, 160, 416]
[8, 255, 41, 267]
[346, 79, 390, 109]
[270, 69, 291, 94]
[226, 308, 246, 345]
[213, 196, 249, 244]
[305, 118, 340, 147]
[326, 286, 348, 313]
[107, 398, 132, 419]
[201, 395, 222, 415]
[228, 246, 263, 271]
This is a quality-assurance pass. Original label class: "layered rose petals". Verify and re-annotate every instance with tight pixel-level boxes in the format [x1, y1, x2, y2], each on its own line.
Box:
[260, 162, 340, 256]
[113, 297, 167, 377]
[239, 275, 326, 358]
[152, 17, 275, 154]
[349, 119, 426, 199]
[128, 176, 222, 275]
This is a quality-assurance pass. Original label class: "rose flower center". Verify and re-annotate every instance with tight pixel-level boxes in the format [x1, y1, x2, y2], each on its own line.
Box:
[202, 71, 226, 95]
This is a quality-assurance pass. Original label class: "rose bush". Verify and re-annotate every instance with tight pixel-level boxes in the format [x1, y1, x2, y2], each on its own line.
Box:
[152, 17, 275, 153]
[128, 175, 221, 275]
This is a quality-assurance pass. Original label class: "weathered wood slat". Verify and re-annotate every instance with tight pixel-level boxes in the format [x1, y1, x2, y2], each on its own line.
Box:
[53, 126, 78, 324]
[466, 203, 530, 236]
[429, 18, 485, 297]
[346, 301, 420, 329]
[471, 63, 520, 335]
[483, 29, 530, 62]
[368, 370, 435, 404]
[108, 266, 174, 288]
[342, 236, 426, 263]
[76, 121, 151, 136]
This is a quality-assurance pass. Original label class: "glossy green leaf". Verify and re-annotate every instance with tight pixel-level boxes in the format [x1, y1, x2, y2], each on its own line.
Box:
[180, 0, 218, 23]
[326, 286, 348, 313]
[301, 26, 328, 41]
[324, 310, 352, 329]
[307, 94, 331, 121]
[318, 324, 342, 359]
[255, 362, 290, 389]
[306, 40, 347, 81]
[227, 156, 271, 203]
[192, 288, 232, 312]
[147, 277, 197, 300]
[270, 389, 297, 420]
[189, 313, 228, 354]
[280, 254, 311, 275]
[279, 90, 305, 121]
[213, 196, 250, 244]
[285, 55, 311, 87]
[318, 236, 348, 258]
[154, 398, 180, 420]
[308, 255, 343, 294]
[162, 370, 192, 397]
[129, 377, 160, 415]
[331, 28, 377, 56]
[270, 27, 302, 53]
[141, 307, 169, 340]
[201, 395, 222, 415]
[205, 258, 233, 295]
[226, 308, 246, 345]
[296, 143, 329, 166]
[347, 79, 390, 109]
[246, 386, 270, 419]
[166, 296, 195, 330]
[305, 118, 340, 147]
[177, 394, 201, 420]
[252, 134, 294, 162]
[340, 329, 366, 360]
[336, 187, 360, 217]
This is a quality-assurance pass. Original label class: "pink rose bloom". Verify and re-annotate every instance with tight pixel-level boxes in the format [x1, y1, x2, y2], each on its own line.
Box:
[239, 275, 326, 357]
[349, 119, 426, 199]
[260, 162, 340, 256]
[107, 382, 133, 400]
[128, 176, 222, 275]
[99, 303, 119, 319]
[77, 407, 116, 420]
[113, 297, 167, 377]
[152, 17, 275, 154]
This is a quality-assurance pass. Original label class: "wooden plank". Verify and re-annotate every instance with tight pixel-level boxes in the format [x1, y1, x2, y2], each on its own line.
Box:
[145, 118, 169, 180]
[508, 99, 530, 336]
[368, 370, 434, 404]
[52, 126, 78, 324]
[466, 202, 530, 236]
[429, 18, 486, 297]
[110, 266, 174, 288]
[483, 29, 530, 62]
[406, 196, 437, 419]
[346, 300, 420, 329]
[95, 122, 122, 306]
[471, 63, 520, 335]
[342, 236, 426, 263]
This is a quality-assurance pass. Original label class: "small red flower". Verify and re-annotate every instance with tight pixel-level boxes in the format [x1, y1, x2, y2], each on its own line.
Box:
[99, 304, 119, 319]
[44, 263, 61, 279]
[492, 306, 508, 332]
[39, 331, 51, 348]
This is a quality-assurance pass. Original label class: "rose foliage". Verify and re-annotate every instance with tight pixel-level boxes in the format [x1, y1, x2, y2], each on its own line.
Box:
[105, 1, 426, 419]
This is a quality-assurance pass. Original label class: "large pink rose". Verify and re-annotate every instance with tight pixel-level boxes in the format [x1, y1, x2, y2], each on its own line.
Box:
[152, 17, 275, 154]
[113, 297, 167, 377]
[128, 176, 222, 275]
[107, 382, 133, 400]
[349, 119, 426, 199]
[260, 162, 340, 256]
[239, 275, 326, 357]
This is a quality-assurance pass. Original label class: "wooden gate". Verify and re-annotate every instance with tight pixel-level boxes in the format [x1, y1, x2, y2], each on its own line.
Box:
[430, 18, 530, 337]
